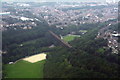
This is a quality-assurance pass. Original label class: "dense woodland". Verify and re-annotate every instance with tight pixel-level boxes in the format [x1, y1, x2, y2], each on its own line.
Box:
[44, 25, 119, 78]
[2, 20, 54, 63]
[2, 18, 120, 78]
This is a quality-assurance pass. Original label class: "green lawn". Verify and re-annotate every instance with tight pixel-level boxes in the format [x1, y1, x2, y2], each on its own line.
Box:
[63, 35, 80, 42]
[5, 60, 46, 78]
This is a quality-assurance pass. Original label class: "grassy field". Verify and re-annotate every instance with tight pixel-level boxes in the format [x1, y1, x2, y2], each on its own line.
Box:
[5, 60, 46, 78]
[63, 35, 80, 42]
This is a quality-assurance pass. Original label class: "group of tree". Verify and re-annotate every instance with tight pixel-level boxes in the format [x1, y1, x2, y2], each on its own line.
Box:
[2, 16, 119, 78]
[44, 22, 120, 78]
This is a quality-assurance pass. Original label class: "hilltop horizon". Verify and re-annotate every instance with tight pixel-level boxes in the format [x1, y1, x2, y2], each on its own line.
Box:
[2, 0, 119, 2]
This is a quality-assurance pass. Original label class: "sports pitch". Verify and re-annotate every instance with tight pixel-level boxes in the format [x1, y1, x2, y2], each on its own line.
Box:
[63, 35, 80, 42]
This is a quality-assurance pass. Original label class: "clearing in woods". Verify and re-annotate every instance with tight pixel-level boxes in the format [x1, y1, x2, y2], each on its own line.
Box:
[63, 34, 80, 42]
[5, 53, 46, 78]
[23, 53, 46, 63]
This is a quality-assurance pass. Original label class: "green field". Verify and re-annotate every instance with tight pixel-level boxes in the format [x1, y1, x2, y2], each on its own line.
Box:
[5, 60, 46, 78]
[63, 35, 80, 42]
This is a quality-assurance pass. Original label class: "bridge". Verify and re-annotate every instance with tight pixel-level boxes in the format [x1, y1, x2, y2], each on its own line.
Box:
[49, 30, 72, 48]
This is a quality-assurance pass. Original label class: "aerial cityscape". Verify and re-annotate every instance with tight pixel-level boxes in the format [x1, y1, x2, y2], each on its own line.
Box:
[0, 0, 120, 78]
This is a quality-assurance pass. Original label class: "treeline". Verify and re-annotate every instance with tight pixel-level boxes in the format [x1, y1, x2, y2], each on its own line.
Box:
[3, 20, 49, 49]
[3, 17, 78, 63]
[61, 5, 107, 11]
[51, 22, 107, 36]
[2, 21, 55, 63]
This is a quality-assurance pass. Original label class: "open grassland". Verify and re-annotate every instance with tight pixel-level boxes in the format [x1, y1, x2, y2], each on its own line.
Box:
[5, 60, 46, 78]
[63, 35, 80, 42]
